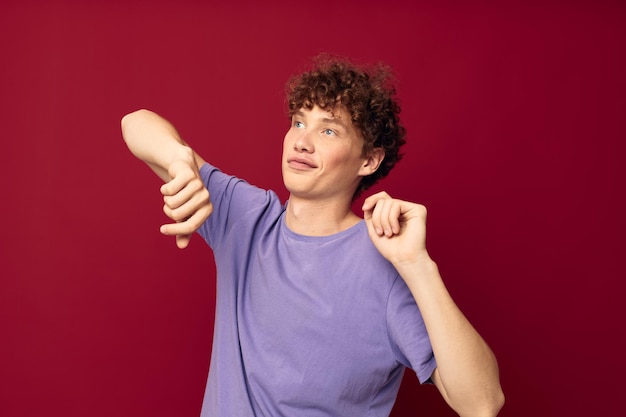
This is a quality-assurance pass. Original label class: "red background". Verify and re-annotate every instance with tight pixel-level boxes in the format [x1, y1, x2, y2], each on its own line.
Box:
[1, 1, 624, 416]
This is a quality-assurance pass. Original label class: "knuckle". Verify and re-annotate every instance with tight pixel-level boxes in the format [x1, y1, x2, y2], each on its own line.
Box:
[187, 217, 202, 230]
[197, 189, 211, 205]
[417, 204, 427, 217]
[169, 207, 187, 222]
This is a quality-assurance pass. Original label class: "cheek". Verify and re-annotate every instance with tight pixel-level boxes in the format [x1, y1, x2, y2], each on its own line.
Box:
[283, 129, 296, 146]
[329, 145, 362, 165]
[282, 132, 292, 152]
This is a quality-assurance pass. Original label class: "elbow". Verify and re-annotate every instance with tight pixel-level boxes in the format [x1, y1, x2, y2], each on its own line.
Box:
[488, 389, 505, 417]
[456, 387, 505, 417]
[496, 390, 505, 414]
[121, 109, 149, 139]
[474, 389, 506, 417]
[121, 110, 136, 142]
[121, 109, 157, 156]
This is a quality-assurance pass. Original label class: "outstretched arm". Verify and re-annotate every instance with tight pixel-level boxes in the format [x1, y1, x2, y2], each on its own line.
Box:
[363, 191, 504, 417]
[121, 109, 212, 249]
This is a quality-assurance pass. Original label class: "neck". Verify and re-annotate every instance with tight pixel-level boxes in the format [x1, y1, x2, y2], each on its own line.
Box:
[285, 195, 361, 236]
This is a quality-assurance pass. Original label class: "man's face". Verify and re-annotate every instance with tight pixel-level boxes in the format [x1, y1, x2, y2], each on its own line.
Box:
[282, 105, 370, 202]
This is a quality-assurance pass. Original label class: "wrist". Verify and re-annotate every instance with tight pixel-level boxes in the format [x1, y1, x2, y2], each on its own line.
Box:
[393, 253, 439, 280]
[393, 250, 434, 268]
[167, 144, 195, 167]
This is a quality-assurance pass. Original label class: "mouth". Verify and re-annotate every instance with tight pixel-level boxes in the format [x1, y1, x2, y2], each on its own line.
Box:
[287, 157, 317, 169]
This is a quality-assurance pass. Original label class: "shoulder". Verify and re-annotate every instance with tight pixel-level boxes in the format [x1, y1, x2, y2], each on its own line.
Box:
[197, 162, 285, 246]
[200, 162, 282, 207]
[339, 222, 401, 289]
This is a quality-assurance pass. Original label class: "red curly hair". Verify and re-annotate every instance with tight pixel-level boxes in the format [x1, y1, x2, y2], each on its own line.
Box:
[286, 54, 406, 198]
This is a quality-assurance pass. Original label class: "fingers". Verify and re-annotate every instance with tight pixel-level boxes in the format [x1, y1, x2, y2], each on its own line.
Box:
[362, 192, 401, 237]
[160, 160, 210, 222]
[162, 179, 209, 220]
[363, 192, 427, 238]
[175, 234, 192, 249]
[362, 191, 391, 216]
[374, 199, 402, 237]
[160, 199, 213, 238]
[160, 156, 201, 197]
[160, 167, 194, 197]
[158, 162, 213, 248]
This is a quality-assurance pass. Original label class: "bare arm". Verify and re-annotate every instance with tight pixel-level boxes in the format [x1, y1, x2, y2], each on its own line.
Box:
[363, 192, 505, 417]
[121, 109, 206, 180]
[121, 109, 212, 248]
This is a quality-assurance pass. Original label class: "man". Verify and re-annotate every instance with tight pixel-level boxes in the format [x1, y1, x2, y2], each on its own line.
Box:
[122, 56, 504, 416]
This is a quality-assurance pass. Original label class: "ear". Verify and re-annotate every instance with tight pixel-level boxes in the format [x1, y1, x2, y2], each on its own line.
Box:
[358, 148, 385, 176]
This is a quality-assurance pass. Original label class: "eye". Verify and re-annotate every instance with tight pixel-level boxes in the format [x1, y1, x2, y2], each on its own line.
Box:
[323, 128, 336, 136]
[294, 120, 304, 129]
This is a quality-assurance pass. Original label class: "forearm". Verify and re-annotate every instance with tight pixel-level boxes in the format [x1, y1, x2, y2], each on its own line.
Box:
[121, 109, 198, 180]
[395, 258, 504, 416]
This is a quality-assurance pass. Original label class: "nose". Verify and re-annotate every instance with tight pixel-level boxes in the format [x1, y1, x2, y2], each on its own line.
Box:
[294, 131, 314, 153]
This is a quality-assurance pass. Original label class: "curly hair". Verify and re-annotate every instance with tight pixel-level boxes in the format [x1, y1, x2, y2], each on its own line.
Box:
[286, 54, 406, 199]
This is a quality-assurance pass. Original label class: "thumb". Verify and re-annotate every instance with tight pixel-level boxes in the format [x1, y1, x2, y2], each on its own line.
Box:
[362, 206, 373, 221]
[362, 191, 391, 218]
[175, 234, 192, 249]
[361, 197, 377, 220]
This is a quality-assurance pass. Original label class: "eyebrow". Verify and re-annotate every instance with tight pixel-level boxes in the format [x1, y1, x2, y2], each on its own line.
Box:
[294, 110, 349, 129]
[321, 117, 347, 128]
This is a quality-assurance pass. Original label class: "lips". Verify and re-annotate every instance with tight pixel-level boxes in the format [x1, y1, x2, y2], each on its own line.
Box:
[287, 156, 317, 169]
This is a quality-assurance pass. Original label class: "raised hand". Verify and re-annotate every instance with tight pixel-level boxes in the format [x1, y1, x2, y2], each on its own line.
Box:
[159, 156, 212, 249]
[362, 191, 430, 266]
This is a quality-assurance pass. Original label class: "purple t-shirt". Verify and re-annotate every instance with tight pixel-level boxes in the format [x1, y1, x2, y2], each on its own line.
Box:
[197, 163, 436, 417]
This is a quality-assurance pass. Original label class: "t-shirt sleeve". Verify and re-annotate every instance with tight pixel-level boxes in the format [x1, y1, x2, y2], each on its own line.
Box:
[196, 162, 281, 249]
[386, 275, 437, 384]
